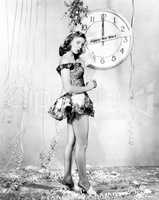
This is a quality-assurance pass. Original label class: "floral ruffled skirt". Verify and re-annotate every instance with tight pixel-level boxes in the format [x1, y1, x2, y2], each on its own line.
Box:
[48, 92, 94, 121]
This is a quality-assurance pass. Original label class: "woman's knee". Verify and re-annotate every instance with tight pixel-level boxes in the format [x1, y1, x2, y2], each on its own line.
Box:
[76, 140, 88, 151]
[76, 131, 88, 150]
[72, 116, 89, 146]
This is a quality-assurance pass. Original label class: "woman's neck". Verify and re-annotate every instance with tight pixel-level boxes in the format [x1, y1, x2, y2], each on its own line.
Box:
[73, 53, 80, 60]
[69, 51, 80, 61]
[64, 51, 80, 63]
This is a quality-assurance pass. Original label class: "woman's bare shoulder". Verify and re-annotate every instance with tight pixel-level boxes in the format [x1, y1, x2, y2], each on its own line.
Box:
[59, 52, 74, 65]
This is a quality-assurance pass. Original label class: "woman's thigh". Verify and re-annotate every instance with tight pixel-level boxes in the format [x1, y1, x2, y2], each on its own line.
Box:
[72, 114, 89, 146]
[66, 122, 75, 146]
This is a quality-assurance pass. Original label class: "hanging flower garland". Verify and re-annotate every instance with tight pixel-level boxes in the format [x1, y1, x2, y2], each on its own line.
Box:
[64, 0, 88, 31]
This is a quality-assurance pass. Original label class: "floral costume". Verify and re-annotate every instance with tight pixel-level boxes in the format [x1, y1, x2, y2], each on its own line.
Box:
[48, 62, 94, 121]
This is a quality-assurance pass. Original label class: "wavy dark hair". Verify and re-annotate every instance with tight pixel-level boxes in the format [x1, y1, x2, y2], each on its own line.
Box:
[59, 31, 86, 57]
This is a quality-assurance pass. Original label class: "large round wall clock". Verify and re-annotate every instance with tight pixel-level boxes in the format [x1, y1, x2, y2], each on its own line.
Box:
[76, 10, 133, 69]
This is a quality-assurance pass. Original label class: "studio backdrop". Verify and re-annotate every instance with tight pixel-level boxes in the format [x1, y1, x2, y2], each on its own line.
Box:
[0, 0, 159, 169]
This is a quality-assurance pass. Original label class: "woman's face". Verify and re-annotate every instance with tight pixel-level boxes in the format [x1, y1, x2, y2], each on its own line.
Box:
[70, 36, 85, 55]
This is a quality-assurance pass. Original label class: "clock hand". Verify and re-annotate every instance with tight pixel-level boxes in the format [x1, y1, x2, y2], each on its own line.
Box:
[101, 14, 105, 46]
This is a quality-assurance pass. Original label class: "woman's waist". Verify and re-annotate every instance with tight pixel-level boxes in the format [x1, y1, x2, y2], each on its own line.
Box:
[60, 88, 87, 102]
[60, 83, 86, 95]
[60, 89, 87, 96]
[71, 79, 85, 87]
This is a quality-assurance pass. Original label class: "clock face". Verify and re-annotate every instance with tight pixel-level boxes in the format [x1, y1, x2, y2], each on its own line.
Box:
[76, 10, 133, 69]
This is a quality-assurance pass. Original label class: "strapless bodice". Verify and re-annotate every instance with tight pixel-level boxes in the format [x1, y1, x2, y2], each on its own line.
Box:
[56, 62, 85, 87]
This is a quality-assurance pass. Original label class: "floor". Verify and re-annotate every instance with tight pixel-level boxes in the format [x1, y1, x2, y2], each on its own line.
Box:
[0, 166, 159, 200]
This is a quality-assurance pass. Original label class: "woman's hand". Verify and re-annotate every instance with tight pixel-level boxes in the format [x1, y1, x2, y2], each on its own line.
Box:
[86, 80, 97, 90]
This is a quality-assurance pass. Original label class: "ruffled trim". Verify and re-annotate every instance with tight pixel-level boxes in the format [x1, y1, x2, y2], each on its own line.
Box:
[71, 94, 94, 117]
[56, 63, 74, 75]
[48, 93, 72, 120]
[56, 62, 82, 75]
[48, 93, 94, 121]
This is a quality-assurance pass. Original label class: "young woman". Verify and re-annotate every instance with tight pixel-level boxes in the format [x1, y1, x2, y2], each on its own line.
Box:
[48, 31, 97, 194]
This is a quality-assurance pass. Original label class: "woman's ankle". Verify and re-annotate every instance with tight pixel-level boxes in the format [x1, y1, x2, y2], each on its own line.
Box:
[63, 174, 74, 183]
[64, 173, 72, 179]
[62, 174, 74, 189]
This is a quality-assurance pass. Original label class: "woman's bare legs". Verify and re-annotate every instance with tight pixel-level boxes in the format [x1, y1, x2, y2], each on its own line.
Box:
[72, 114, 90, 191]
[63, 121, 75, 184]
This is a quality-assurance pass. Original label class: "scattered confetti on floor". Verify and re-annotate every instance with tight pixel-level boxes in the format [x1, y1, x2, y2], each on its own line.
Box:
[0, 166, 159, 199]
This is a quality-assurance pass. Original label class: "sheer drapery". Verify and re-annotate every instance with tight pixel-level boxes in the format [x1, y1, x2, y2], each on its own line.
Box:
[0, 0, 66, 170]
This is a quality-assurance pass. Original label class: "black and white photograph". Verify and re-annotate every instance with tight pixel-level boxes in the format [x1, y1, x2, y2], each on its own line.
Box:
[0, 0, 159, 199]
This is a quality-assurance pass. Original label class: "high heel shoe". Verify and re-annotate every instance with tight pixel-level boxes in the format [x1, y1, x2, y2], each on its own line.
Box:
[61, 177, 74, 190]
[78, 182, 87, 194]
[78, 182, 97, 195]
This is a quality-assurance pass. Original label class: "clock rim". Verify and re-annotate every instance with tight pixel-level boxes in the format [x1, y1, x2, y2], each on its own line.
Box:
[80, 9, 134, 70]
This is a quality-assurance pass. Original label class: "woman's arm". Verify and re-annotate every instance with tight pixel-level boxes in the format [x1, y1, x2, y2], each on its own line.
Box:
[86, 64, 97, 69]
[61, 69, 96, 94]
[61, 68, 95, 94]
[59, 53, 96, 94]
